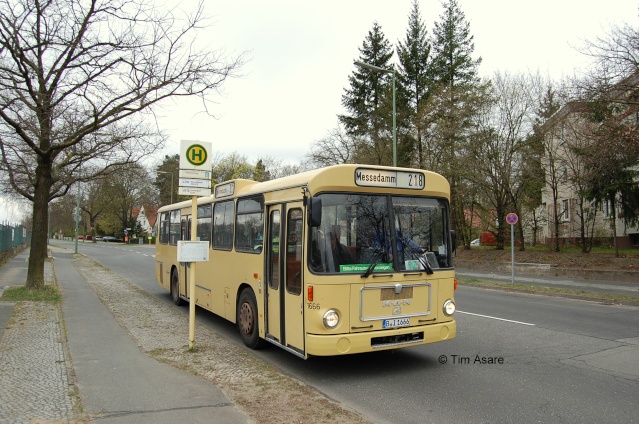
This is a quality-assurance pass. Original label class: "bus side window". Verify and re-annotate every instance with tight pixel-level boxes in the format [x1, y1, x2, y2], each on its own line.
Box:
[213, 201, 234, 250]
[169, 210, 180, 245]
[235, 197, 264, 254]
[197, 204, 212, 243]
[159, 212, 170, 244]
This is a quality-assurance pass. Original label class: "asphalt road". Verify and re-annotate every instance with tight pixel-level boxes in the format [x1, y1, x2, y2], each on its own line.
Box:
[57, 240, 639, 424]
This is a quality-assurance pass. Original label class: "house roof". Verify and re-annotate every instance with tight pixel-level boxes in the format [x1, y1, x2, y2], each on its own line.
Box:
[144, 205, 158, 228]
[133, 205, 159, 228]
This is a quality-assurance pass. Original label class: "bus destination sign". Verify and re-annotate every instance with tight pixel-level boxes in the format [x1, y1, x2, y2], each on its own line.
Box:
[215, 181, 235, 198]
[355, 168, 425, 190]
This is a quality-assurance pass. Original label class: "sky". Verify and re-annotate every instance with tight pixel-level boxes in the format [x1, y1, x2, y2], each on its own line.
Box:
[155, 0, 639, 165]
[1, 0, 638, 222]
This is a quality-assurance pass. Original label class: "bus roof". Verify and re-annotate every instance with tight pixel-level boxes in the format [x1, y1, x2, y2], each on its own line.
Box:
[158, 164, 449, 213]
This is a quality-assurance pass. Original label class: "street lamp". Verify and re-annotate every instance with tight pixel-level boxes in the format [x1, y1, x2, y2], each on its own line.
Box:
[354, 60, 397, 167]
[157, 171, 174, 204]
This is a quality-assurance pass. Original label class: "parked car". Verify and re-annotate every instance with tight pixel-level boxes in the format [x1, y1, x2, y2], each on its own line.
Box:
[94, 236, 103, 242]
[103, 236, 122, 242]
[470, 238, 480, 247]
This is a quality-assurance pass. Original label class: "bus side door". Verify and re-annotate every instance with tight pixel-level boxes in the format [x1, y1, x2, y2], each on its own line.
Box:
[179, 215, 191, 299]
[265, 203, 305, 355]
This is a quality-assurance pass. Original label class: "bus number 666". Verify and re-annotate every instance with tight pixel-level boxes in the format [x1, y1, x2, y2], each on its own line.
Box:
[307, 303, 321, 310]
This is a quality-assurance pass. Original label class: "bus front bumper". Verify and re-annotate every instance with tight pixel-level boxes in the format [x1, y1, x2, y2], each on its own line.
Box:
[306, 319, 456, 356]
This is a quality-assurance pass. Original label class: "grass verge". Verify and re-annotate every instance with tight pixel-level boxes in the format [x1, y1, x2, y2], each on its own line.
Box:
[459, 278, 639, 305]
[1, 285, 61, 302]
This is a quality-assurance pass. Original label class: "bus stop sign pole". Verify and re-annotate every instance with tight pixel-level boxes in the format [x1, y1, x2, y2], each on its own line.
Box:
[506, 213, 518, 284]
[189, 195, 197, 349]
[179, 139, 212, 350]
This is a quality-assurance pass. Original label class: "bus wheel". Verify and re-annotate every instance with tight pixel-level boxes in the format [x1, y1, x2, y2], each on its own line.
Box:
[237, 288, 262, 349]
[171, 269, 185, 306]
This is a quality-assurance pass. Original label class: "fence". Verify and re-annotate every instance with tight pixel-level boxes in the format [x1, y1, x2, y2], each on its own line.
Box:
[0, 222, 30, 254]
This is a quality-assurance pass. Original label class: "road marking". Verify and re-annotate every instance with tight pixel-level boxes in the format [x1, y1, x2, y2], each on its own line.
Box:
[457, 310, 535, 326]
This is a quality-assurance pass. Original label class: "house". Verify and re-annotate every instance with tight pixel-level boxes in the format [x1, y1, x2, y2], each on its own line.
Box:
[133, 205, 158, 237]
[539, 74, 639, 248]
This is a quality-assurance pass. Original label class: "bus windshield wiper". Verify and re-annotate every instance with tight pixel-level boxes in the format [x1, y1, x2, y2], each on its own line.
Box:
[399, 237, 433, 275]
[361, 248, 384, 278]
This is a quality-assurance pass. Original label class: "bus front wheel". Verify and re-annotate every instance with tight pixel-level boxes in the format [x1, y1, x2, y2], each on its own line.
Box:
[237, 288, 263, 349]
[171, 269, 185, 306]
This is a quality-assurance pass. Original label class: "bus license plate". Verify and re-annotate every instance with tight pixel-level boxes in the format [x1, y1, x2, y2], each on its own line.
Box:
[382, 318, 410, 328]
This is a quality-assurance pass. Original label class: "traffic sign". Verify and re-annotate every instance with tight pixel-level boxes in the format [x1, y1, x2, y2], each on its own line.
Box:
[506, 213, 518, 225]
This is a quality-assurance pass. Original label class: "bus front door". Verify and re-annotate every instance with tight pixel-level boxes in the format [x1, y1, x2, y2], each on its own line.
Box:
[266, 203, 305, 355]
[180, 215, 191, 300]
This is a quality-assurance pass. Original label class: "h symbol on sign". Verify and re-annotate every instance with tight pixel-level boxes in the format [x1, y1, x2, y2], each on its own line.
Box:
[190, 149, 203, 162]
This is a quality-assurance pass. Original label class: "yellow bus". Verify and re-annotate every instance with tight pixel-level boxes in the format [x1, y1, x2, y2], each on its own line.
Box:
[155, 164, 456, 358]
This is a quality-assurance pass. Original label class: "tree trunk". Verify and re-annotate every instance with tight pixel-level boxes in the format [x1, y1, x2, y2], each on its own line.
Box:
[516, 219, 525, 251]
[610, 198, 619, 258]
[26, 162, 52, 290]
[553, 202, 560, 252]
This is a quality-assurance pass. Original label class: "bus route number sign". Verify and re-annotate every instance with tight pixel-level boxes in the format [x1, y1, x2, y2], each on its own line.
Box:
[355, 168, 425, 190]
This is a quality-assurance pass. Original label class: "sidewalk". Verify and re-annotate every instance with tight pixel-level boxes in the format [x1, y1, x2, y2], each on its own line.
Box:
[0, 247, 252, 424]
[456, 268, 639, 297]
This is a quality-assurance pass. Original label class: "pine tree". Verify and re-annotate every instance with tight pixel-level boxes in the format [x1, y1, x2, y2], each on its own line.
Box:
[253, 159, 271, 182]
[428, 0, 486, 240]
[154, 154, 179, 206]
[339, 22, 395, 165]
[397, 0, 431, 168]
[581, 101, 639, 256]
[430, 0, 481, 90]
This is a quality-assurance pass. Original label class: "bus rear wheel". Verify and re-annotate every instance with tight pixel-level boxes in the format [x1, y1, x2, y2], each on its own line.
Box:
[237, 288, 263, 349]
[171, 269, 185, 306]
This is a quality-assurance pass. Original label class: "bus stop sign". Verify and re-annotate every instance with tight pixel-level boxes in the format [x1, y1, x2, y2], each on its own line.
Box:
[180, 140, 212, 170]
[506, 213, 518, 225]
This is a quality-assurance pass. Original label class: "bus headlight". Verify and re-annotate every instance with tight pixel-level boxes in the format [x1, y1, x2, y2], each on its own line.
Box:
[323, 309, 340, 329]
[443, 299, 456, 316]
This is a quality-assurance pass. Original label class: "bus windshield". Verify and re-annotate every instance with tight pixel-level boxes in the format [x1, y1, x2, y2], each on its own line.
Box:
[309, 193, 451, 274]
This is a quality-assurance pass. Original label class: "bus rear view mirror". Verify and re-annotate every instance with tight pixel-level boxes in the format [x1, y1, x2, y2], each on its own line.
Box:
[310, 198, 322, 227]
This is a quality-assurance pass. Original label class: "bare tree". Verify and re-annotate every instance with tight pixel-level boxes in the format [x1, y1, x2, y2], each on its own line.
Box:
[210, 152, 253, 184]
[305, 125, 358, 168]
[579, 23, 639, 94]
[79, 178, 112, 242]
[257, 156, 302, 179]
[0, 0, 243, 288]
[560, 111, 601, 252]
[574, 23, 639, 255]
[471, 72, 541, 250]
[541, 113, 570, 252]
[103, 164, 155, 236]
